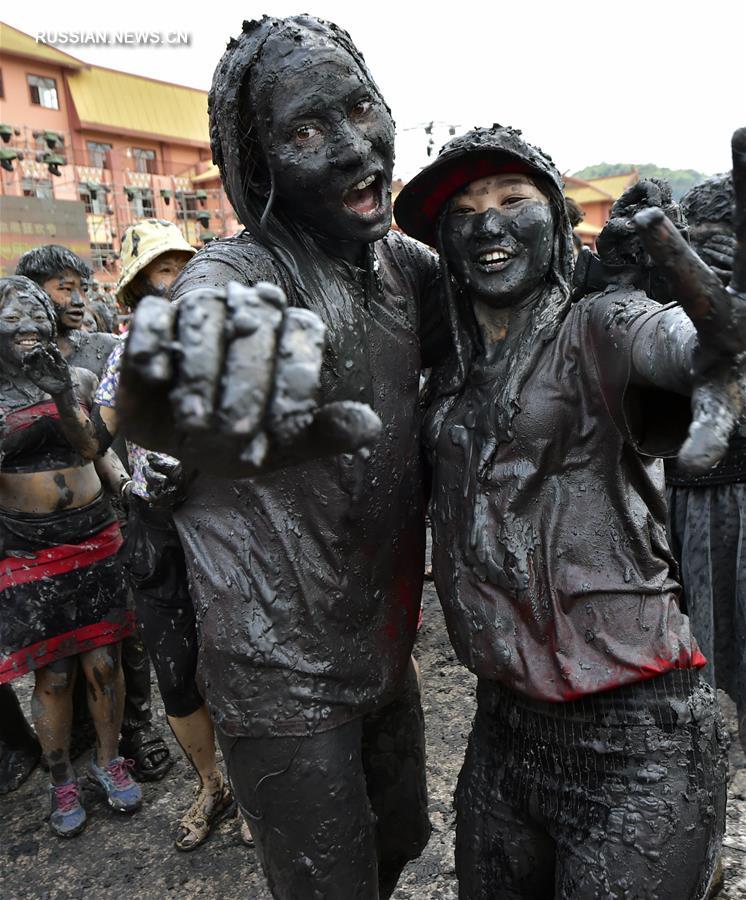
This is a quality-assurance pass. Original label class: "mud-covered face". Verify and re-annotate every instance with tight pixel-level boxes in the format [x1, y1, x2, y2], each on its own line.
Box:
[260, 51, 395, 247]
[0, 294, 54, 371]
[131, 251, 192, 306]
[442, 174, 555, 308]
[41, 268, 87, 331]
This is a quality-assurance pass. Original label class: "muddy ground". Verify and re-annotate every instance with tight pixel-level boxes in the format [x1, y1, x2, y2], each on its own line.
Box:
[1, 581, 745, 899]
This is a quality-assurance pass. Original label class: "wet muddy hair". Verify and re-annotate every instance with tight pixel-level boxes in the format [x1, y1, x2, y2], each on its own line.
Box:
[681, 173, 734, 228]
[208, 16, 392, 336]
[15, 245, 91, 286]
[0, 275, 58, 337]
[425, 126, 574, 474]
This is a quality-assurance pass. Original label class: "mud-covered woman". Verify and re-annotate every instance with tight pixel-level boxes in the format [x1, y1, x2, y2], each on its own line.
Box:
[115, 15, 450, 899]
[0, 276, 142, 837]
[392, 125, 746, 899]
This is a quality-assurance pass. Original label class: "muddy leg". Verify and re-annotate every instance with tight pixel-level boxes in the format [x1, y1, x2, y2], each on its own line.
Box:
[169, 705, 218, 783]
[79, 644, 124, 766]
[217, 720, 379, 900]
[361, 660, 431, 898]
[455, 686, 555, 900]
[31, 657, 77, 785]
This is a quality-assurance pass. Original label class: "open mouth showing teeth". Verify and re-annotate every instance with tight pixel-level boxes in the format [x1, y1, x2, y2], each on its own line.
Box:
[343, 173, 383, 217]
[477, 248, 515, 269]
[16, 338, 40, 349]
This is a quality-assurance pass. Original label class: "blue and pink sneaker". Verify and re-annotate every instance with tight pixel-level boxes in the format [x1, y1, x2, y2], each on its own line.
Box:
[88, 757, 142, 813]
[49, 779, 87, 837]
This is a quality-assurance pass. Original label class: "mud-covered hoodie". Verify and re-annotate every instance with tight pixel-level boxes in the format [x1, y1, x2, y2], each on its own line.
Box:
[397, 126, 705, 701]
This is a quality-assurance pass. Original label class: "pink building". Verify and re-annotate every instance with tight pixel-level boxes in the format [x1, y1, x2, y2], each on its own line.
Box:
[0, 21, 239, 279]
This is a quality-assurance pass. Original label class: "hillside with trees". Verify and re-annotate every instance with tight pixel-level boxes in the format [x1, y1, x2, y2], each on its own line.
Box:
[573, 163, 713, 200]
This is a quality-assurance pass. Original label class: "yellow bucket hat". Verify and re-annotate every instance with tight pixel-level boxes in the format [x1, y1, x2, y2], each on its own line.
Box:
[116, 219, 195, 307]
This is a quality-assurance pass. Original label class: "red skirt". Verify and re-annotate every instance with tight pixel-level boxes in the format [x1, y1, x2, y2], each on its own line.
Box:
[0, 493, 133, 683]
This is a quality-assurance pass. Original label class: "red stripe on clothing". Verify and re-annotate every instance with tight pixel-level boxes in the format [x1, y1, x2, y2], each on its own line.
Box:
[558, 652, 707, 702]
[4, 401, 91, 435]
[0, 522, 123, 592]
[0, 612, 135, 683]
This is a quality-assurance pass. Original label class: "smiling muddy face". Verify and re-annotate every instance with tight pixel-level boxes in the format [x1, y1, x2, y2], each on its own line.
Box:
[0, 291, 54, 373]
[255, 42, 395, 247]
[442, 173, 555, 308]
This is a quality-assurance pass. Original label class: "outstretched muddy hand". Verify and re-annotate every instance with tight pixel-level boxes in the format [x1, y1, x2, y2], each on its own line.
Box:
[20, 344, 72, 398]
[118, 281, 382, 475]
[634, 127, 746, 473]
[142, 454, 185, 509]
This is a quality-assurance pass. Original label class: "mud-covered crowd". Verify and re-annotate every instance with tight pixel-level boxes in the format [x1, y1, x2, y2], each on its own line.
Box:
[1, 14, 745, 900]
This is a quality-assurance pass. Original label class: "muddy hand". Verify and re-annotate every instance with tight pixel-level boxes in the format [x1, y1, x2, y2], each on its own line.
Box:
[21, 344, 72, 397]
[696, 233, 737, 285]
[678, 355, 746, 471]
[596, 180, 672, 267]
[142, 453, 185, 509]
[633, 128, 746, 471]
[121, 281, 381, 468]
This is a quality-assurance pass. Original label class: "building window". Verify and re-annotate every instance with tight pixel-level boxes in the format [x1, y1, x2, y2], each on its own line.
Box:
[87, 141, 112, 169]
[132, 148, 156, 175]
[22, 177, 54, 199]
[176, 191, 199, 219]
[28, 75, 59, 109]
[79, 184, 107, 216]
[127, 187, 155, 218]
[91, 243, 116, 270]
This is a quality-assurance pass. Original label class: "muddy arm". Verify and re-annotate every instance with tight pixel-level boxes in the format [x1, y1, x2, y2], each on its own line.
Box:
[20, 346, 102, 459]
[94, 448, 130, 496]
[631, 127, 746, 472]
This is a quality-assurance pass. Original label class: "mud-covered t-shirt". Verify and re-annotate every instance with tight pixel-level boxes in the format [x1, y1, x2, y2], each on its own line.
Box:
[170, 230, 448, 737]
[428, 289, 705, 702]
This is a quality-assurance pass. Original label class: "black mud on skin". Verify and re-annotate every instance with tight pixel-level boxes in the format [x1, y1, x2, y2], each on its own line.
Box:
[53, 473, 74, 510]
[442, 199, 555, 306]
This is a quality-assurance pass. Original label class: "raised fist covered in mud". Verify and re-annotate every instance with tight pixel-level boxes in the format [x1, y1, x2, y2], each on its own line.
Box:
[572, 129, 746, 474]
[118, 280, 382, 476]
[631, 127, 746, 473]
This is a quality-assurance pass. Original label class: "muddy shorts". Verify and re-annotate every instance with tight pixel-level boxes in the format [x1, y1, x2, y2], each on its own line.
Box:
[217, 660, 430, 900]
[123, 496, 202, 718]
[456, 669, 728, 900]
